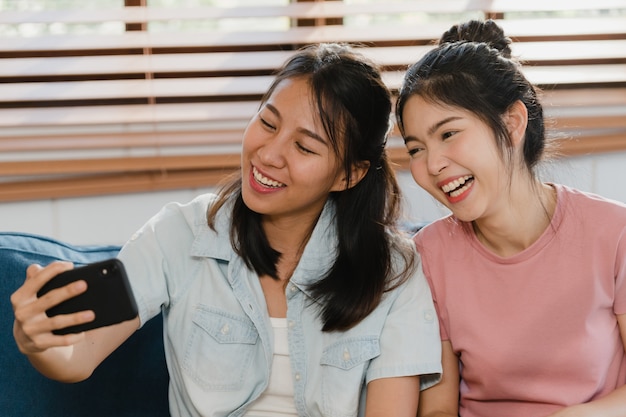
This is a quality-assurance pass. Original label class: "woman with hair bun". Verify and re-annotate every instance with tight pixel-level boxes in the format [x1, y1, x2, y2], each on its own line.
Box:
[396, 19, 626, 417]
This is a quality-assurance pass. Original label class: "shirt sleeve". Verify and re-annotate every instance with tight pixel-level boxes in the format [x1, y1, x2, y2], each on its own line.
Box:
[117, 201, 190, 327]
[365, 252, 442, 391]
[414, 229, 450, 342]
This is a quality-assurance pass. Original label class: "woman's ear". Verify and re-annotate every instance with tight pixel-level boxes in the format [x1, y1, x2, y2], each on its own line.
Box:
[331, 161, 370, 192]
[505, 100, 528, 147]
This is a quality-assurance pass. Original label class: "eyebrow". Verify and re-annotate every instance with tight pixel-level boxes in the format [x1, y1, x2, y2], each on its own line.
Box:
[403, 116, 463, 144]
[265, 103, 328, 146]
[428, 116, 462, 136]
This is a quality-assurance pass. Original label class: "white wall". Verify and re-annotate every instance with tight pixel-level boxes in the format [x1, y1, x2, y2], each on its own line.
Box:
[0, 187, 214, 246]
[2, 151, 626, 246]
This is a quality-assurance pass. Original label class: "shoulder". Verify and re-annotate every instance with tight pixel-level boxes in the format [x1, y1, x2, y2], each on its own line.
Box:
[125, 193, 224, 253]
[146, 193, 219, 232]
[556, 183, 626, 210]
[554, 183, 626, 228]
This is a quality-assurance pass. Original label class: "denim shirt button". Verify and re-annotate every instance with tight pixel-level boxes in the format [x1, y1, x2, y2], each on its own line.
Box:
[424, 311, 434, 322]
[294, 373, 301, 381]
[288, 320, 295, 328]
[220, 324, 230, 335]
[343, 348, 351, 361]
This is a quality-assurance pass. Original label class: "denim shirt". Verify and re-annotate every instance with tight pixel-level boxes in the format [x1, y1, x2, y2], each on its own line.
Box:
[118, 193, 441, 417]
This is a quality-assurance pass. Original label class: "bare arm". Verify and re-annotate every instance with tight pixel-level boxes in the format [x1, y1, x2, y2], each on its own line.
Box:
[11, 261, 139, 382]
[418, 340, 459, 417]
[365, 375, 420, 417]
[547, 313, 626, 417]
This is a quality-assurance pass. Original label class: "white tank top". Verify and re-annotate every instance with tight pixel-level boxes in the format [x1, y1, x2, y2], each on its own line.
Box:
[244, 317, 298, 416]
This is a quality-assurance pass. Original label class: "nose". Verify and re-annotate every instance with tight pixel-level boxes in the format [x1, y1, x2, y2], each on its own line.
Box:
[257, 135, 287, 168]
[426, 145, 448, 175]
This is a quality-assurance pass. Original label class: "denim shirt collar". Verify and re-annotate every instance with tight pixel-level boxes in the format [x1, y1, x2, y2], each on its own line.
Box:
[189, 198, 233, 262]
[190, 198, 338, 293]
[289, 201, 337, 289]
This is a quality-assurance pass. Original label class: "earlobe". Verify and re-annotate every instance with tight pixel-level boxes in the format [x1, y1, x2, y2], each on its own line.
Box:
[506, 100, 528, 147]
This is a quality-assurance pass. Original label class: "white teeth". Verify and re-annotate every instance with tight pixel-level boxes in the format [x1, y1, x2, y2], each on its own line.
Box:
[441, 175, 473, 195]
[449, 181, 472, 198]
[253, 166, 285, 188]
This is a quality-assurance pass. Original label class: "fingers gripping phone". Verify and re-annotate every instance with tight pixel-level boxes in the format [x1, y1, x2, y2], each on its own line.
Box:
[37, 258, 139, 335]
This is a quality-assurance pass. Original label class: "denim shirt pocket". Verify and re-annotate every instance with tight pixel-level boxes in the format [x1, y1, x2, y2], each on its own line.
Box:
[183, 305, 259, 390]
[320, 336, 380, 417]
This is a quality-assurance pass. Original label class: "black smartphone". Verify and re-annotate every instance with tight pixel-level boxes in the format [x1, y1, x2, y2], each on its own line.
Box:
[37, 258, 138, 335]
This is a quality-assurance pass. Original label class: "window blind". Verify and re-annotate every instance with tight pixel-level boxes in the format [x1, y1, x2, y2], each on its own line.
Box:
[0, 0, 625, 201]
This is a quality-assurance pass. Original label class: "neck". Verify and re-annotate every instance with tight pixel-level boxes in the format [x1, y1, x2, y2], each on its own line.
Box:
[473, 182, 556, 257]
[262, 213, 318, 255]
[261, 211, 320, 281]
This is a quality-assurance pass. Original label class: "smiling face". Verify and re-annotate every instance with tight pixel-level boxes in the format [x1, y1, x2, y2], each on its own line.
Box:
[241, 77, 347, 227]
[402, 95, 509, 223]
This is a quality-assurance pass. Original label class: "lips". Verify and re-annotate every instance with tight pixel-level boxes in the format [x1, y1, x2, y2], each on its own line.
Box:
[252, 165, 286, 189]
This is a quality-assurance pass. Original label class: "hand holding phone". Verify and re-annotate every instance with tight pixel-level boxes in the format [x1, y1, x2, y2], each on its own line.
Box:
[37, 258, 138, 335]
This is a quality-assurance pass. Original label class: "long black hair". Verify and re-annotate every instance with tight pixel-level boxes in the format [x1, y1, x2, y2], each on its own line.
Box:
[208, 43, 414, 331]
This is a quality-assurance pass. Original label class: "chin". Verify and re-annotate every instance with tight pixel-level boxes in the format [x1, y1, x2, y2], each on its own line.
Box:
[450, 209, 480, 223]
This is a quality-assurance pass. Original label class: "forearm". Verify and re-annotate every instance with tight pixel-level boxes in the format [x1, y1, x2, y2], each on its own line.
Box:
[549, 385, 626, 417]
[26, 342, 96, 383]
[365, 376, 420, 417]
[24, 316, 140, 383]
[418, 341, 459, 417]
[419, 411, 458, 417]
[16, 321, 115, 383]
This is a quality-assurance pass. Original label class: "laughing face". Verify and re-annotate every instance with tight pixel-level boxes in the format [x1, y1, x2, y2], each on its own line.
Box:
[240, 77, 346, 227]
[401, 95, 507, 223]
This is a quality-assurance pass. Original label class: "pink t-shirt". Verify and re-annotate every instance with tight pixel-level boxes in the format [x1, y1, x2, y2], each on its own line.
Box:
[415, 184, 626, 417]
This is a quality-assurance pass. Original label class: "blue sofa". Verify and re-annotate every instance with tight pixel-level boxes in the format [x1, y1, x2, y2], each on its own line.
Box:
[0, 232, 169, 417]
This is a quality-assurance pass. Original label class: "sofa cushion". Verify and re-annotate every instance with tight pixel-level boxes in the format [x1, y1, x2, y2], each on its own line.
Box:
[0, 232, 169, 417]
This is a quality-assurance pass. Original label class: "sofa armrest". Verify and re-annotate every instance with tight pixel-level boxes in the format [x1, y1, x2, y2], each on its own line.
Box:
[0, 232, 169, 417]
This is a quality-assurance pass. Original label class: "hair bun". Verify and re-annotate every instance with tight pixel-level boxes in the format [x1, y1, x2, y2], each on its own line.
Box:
[439, 19, 512, 58]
